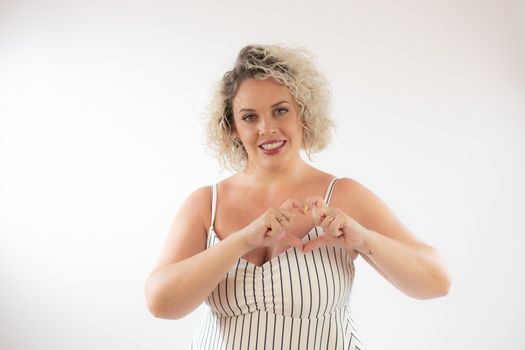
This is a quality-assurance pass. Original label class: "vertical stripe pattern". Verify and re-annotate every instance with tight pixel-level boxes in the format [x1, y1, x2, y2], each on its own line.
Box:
[191, 178, 364, 349]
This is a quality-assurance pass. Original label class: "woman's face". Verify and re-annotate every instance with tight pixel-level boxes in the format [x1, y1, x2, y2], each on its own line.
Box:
[232, 78, 303, 170]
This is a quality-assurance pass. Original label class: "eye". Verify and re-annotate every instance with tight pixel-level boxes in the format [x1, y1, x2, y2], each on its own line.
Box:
[274, 107, 288, 116]
[242, 114, 256, 122]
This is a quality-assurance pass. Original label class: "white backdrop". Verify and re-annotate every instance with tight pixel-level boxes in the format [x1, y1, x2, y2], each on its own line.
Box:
[1, 0, 524, 349]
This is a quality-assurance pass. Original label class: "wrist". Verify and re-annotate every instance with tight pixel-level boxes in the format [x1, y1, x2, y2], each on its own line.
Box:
[353, 228, 376, 256]
[232, 228, 254, 255]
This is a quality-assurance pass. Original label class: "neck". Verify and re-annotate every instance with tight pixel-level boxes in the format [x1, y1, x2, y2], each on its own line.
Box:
[240, 156, 314, 190]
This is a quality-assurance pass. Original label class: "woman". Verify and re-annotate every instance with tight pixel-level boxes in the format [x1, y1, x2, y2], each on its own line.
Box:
[145, 44, 451, 349]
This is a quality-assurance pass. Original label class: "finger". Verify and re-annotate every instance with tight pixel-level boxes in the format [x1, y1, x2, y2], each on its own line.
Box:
[272, 208, 292, 227]
[311, 207, 323, 226]
[270, 206, 289, 219]
[280, 209, 294, 224]
[312, 206, 331, 226]
[303, 236, 329, 253]
[319, 210, 337, 230]
[264, 209, 281, 234]
[327, 215, 344, 237]
[267, 208, 285, 224]
[268, 215, 282, 237]
[263, 211, 273, 230]
[280, 199, 305, 214]
[281, 233, 304, 252]
[305, 196, 326, 211]
[319, 214, 331, 231]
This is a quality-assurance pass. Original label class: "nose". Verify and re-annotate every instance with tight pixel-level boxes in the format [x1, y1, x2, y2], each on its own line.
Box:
[259, 116, 278, 136]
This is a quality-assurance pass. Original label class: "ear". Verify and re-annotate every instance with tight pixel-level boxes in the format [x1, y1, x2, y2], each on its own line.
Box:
[231, 128, 242, 145]
[231, 129, 240, 143]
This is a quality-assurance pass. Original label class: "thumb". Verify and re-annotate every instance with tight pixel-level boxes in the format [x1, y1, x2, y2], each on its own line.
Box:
[302, 236, 328, 253]
[280, 233, 305, 252]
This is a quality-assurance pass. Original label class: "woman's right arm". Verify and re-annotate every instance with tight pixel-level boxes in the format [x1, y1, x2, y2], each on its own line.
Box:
[144, 186, 252, 320]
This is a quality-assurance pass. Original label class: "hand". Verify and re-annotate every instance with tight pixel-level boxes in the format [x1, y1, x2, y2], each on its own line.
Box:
[239, 199, 306, 252]
[302, 197, 368, 253]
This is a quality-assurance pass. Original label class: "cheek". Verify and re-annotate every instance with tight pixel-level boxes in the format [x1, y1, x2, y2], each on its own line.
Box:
[294, 122, 305, 145]
[239, 128, 252, 138]
[237, 129, 255, 144]
[292, 117, 303, 136]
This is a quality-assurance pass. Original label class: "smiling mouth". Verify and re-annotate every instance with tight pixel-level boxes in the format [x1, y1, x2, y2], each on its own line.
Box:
[259, 140, 286, 151]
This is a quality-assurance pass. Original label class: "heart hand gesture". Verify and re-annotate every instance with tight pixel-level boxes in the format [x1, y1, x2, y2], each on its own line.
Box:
[302, 197, 369, 254]
[239, 199, 306, 252]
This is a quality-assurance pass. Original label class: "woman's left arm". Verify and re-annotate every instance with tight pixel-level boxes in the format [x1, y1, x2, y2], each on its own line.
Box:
[353, 227, 451, 299]
[305, 177, 451, 300]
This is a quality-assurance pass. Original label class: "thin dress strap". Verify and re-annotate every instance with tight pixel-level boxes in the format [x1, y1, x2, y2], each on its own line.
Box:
[323, 177, 339, 205]
[210, 183, 218, 229]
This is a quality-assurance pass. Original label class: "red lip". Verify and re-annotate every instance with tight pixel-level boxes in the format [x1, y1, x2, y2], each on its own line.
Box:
[258, 140, 286, 155]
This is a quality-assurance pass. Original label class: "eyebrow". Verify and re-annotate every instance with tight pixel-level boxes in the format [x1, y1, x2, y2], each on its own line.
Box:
[238, 100, 289, 114]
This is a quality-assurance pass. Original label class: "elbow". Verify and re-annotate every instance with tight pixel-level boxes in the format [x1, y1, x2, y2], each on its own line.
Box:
[432, 255, 452, 298]
[418, 280, 450, 300]
[147, 300, 185, 320]
[419, 248, 452, 299]
[145, 293, 167, 319]
[413, 268, 452, 300]
[436, 270, 452, 297]
[145, 278, 186, 320]
[146, 300, 163, 319]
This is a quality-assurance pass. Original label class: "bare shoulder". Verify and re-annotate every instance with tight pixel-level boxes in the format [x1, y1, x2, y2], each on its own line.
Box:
[332, 177, 424, 245]
[171, 185, 213, 233]
[147, 186, 212, 278]
[185, 185, 213, 228]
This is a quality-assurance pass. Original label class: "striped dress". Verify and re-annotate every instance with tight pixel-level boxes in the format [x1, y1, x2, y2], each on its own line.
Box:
[191, 178, 364, 349]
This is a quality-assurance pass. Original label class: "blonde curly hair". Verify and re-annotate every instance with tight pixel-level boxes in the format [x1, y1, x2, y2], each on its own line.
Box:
[206, 44, 334, 171]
